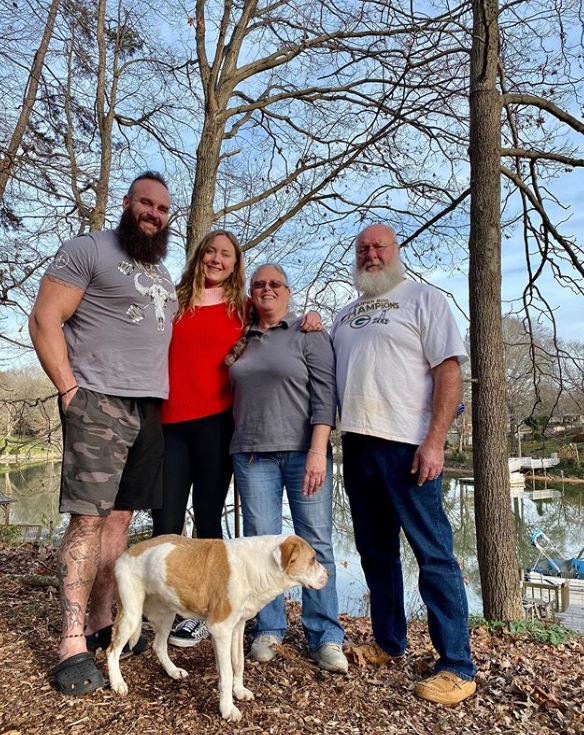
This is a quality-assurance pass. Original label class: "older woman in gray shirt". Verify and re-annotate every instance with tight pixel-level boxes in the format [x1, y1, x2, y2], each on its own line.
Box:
[227, 263, 346, 673]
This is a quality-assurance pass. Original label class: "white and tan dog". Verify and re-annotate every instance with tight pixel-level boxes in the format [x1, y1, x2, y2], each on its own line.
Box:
[107, 533, 328, 721]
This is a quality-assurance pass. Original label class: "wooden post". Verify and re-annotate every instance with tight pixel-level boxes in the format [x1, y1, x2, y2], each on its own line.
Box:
[560, 581, 570, 612]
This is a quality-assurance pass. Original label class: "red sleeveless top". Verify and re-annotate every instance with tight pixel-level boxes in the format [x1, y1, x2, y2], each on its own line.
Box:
[161, 302, 243, 423]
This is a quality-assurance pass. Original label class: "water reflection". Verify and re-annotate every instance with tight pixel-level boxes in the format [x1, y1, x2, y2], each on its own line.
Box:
[3, 463, 584, 617]
[449, 479, 584, 615]
[2, 461, 62, 537]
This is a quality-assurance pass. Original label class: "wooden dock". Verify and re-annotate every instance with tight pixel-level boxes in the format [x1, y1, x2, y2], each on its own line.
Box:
[524, 573, 584, 632]
[556, 583, 584, 632]
[557, 603, 584, 633]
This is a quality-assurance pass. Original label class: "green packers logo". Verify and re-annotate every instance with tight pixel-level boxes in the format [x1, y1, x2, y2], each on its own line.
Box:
[350, 315, 371, 329]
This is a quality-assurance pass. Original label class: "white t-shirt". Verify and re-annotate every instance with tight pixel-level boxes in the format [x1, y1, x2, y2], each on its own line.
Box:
[331, 279, 468, 446]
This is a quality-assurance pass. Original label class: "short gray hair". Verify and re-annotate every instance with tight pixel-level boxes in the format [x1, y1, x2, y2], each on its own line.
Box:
[250, 262, 289, 286]
[355, 223, 399, 249]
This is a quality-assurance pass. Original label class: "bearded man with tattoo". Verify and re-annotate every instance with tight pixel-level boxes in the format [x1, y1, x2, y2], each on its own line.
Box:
[29, 172, 177, 695]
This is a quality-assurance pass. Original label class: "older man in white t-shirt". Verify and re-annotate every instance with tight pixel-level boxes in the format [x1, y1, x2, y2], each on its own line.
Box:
[331, 223, 476, 705]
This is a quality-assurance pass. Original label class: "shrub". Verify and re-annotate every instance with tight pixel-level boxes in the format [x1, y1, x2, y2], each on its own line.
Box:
[469, 614, 577, 646]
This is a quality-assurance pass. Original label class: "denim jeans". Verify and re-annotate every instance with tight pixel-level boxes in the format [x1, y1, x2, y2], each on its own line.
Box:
[342, 433, 475, 680]
[233, 451, 344, 650]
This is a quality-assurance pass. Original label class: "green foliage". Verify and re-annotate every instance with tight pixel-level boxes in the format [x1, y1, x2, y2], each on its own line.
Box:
[469, 614, 577, 646]
[0, 525, 23, 545]
[128, 530, 151, 547]
[522, 435, 583, 457]
[1, 436, 53, 457]
[554, 460, 584, 479]
[448, 450, 468, 464]
[469, 614, 504, 630]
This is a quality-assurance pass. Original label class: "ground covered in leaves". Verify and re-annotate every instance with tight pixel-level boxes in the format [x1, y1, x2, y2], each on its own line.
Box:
[1, 542, 583, 735]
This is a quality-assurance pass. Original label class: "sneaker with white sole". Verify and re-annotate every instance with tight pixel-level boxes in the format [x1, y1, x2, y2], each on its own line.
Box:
[250, 634, 280, 662]
[168, 618, 209, 648]
[309, 643, 349, 673]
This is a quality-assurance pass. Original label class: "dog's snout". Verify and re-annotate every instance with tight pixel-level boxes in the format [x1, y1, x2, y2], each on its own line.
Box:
[314, 561, 328, 589]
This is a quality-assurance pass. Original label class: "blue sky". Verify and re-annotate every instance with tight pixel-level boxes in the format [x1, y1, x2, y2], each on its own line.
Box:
[433, 255, 584, 343]
[431, 168, 584, 344]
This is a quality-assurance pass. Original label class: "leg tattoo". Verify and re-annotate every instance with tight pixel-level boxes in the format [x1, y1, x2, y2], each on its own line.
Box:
[58, 516, 104, 638]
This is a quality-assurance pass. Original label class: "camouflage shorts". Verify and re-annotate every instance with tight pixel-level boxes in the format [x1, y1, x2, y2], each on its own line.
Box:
[59, 387, 163, 516]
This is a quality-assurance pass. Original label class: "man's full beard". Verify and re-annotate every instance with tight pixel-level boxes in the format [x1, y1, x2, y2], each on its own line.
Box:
[353, 259, 405, 297]
[117, 207, 169, 265]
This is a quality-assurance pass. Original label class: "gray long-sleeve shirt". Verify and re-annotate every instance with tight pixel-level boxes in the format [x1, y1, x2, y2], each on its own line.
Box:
[229, 313, 337, 453]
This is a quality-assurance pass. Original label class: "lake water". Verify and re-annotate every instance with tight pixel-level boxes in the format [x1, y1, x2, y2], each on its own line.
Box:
[3, 461, 584, 617]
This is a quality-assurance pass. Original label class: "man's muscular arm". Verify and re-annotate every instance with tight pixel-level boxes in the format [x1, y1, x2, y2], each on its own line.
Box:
[411, 357, 462, 486]
[29, 275, 85, 409]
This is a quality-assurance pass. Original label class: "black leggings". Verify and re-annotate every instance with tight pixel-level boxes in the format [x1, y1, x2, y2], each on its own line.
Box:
[152, 409, 234, 539]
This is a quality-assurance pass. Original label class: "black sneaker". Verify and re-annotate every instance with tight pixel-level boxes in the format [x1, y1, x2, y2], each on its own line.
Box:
[168, 619, 209, 648]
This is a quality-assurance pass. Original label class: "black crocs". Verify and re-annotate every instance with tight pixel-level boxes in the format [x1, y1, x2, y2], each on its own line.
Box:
[85, 624, 148, 658]
[49, 652, 105, 696]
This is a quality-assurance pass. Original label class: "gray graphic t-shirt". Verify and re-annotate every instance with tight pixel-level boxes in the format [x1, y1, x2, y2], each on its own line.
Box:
[45, 229, 177, 398]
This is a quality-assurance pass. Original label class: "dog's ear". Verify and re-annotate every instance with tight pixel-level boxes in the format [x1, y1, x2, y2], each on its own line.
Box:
[274, 536, 301, 572]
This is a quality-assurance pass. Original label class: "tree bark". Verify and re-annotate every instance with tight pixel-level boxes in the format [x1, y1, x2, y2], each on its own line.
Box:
[90, 0, 117, 232]
[0, 0, 62, 203]
[468, 0, 523, 620]
[186, 116, 226, 253]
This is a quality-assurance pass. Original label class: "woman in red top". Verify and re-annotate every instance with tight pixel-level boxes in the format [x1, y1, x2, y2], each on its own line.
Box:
[153, 229, 245, 549]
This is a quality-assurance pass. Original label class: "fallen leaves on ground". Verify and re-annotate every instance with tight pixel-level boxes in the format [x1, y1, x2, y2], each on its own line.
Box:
[345, 641, 402, 667]
[1, 542, 583, 735]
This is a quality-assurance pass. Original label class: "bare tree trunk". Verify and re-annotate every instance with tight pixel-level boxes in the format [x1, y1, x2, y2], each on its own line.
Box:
[186, 117, 226, 253]
[64, 42, 91, 233]
[90, 0, 117, 232]
[0, 0, 62, 202]
[469, 0, 523, 620]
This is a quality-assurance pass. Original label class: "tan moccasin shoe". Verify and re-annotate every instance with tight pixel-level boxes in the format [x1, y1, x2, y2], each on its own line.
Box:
[414, 671, 476, 705]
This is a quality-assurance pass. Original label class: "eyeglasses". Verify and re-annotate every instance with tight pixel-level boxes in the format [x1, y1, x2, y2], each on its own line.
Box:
[356, 243, 392, 257]
[251, 280, 288, 290]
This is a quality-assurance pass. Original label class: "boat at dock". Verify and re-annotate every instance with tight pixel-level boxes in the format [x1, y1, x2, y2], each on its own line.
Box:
[529, 528, 584, 579]
[524, 528, 584, 631]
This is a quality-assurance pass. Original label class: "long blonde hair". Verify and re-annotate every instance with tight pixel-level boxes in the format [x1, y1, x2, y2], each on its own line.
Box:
[175, 230, 246, 322]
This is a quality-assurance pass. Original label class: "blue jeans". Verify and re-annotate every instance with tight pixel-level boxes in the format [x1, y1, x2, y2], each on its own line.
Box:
[342, 433, 475, 680]
[233, 451, 344, 650]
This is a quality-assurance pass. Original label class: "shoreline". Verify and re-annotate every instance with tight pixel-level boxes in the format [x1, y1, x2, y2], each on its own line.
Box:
[0, 455, 61, 471]
[444, 466, 584, 484]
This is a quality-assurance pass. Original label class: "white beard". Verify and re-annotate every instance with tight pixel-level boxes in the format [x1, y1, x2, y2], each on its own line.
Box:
[353, 260, 405, 297]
